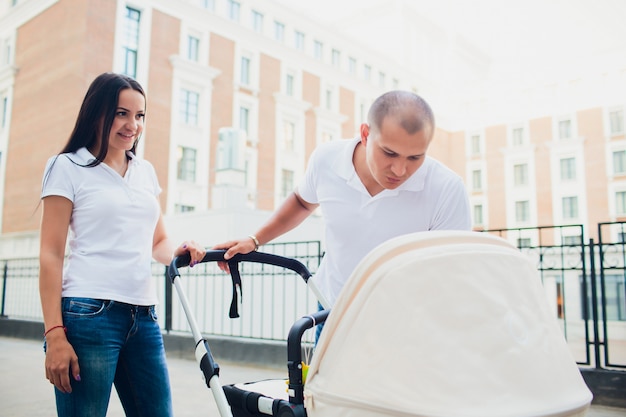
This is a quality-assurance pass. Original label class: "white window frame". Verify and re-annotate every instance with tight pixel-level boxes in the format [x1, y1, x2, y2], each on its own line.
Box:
[561, 196, 579, 220]
[251, 10, 263, 33]
[513, 163, 529, 187]
[559, 157, 577, 181]
[607, 106, 625, 137]
[554, 114, 577, 141]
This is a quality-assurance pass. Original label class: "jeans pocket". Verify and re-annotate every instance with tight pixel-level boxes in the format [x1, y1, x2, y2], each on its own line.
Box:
[63, 297, 108, 317]
[148, 306, 159, 322]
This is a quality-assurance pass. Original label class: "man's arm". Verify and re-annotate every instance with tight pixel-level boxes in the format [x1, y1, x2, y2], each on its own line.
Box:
[214, 191, 319, 262]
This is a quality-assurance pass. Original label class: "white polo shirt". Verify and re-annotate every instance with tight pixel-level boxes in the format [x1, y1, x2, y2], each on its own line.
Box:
[41, 148, 162, 305]
[298, 137, 471, 306]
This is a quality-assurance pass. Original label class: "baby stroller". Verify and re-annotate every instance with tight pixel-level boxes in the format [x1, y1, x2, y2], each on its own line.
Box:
[168, 230, 593, 417]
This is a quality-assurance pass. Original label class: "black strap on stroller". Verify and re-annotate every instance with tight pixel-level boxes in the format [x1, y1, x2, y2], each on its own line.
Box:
[168, 250, 328, 417]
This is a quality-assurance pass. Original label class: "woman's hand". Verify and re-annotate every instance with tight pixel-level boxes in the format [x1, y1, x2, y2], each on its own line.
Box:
[45, 331, 80, 393]
[174, 240, 206, 268]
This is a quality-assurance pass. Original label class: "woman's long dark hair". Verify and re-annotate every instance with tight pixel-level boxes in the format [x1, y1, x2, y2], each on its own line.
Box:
[62, 72, 146, 166]
[39, 73, 146, 205]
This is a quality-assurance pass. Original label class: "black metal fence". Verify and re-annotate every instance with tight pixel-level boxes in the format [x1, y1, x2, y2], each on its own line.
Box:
[1, 241, 324, 343]
[1, 230, 625, 369]
[484, 224, 626, 370]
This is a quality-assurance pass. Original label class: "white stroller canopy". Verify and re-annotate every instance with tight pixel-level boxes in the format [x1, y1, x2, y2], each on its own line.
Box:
[304, 231, 592, 417]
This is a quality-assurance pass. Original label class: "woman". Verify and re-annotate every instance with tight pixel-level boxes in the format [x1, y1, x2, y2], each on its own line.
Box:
[39, 72, 205, 417]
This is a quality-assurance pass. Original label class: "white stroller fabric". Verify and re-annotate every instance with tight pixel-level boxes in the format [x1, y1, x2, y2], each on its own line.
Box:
[303, 231, 592, 417]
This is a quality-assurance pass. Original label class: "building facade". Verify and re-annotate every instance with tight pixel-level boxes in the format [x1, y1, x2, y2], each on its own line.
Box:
[0, 0, 625, 251]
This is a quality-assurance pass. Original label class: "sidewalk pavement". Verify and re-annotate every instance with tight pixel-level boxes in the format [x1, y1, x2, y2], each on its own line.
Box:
[2, 336, 624, 417]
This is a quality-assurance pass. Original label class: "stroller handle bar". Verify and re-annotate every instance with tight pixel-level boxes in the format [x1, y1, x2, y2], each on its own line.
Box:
[168, 249, 313, 283]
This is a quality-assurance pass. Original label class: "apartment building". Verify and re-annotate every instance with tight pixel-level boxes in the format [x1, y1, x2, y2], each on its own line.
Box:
[0, 0, 625, 251]
[0, 0, 473, 240]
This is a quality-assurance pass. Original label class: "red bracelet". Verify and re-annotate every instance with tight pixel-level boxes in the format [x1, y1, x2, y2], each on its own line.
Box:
[44, 325, 67, 338]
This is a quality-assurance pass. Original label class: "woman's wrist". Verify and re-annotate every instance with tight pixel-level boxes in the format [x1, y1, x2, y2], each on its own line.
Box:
[44, 325, 67, 338]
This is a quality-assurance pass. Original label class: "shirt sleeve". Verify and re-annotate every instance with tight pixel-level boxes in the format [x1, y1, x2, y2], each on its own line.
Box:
[40, 155, 75, 202]
[296, 146, 321, 205]
[430, 175, 472, 231]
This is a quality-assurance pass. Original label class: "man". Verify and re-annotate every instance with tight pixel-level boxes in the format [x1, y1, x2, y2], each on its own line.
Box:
[214, 90, 471, 308]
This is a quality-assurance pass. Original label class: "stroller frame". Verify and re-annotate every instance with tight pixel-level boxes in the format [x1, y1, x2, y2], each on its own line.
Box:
[168, 250, 328, 417]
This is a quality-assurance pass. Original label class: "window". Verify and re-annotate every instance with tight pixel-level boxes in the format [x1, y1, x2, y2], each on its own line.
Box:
[294, 31, 305, 50]
[281, 169, 294, 198]
[583, 274, 626, 321]
[555, 281, 564, 319]
[239, 106, 249, 136]
[331, 49, 340, 68]
[473, 204, 483, 225]
[283, 120, 295, 152]
[470, 135, 481, 155]
[562, 196, 578, 219]
[199, 0, 214, 10]
[176, 146, 197, 181]
[240, 56, 250, 86]
[517, 238, 531, 248]
[558, 119, 572, 140]
[515, 200, 530, 222]
[513, 163, 528, 186]
[512, 127, 524, 146]
[285, 73, 294, 97]
[613, 150, 626, 174]
[2, 38, 12, 67]
[324, 89, 333, 110]
[251, 10, 263, 32]
[1, 95, 7, 129]
[274, 21, 285, 42]
[560, 157, 576, 181]
[562, 235, 582, 245]
[313, 40, 323, 60]
[122, 7, 141, 78]
[471, 169, 482, 191]
[175, 204, 195, 213]
[321, 131, 333, 144]
[179, 89, 199, 126]
[218, 128, 244, 169]
[363, 64, 371, 81]
[228, 0, 240, 21]
[186, 35, 199, 62]
[609, 108, 624, 136]
[348, 57, 356, 74]
[616, 191, 626, 215]
[378, 71, 386, 88]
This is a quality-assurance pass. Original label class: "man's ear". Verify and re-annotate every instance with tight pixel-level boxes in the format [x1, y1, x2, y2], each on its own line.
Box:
[360, 123, 370, 145]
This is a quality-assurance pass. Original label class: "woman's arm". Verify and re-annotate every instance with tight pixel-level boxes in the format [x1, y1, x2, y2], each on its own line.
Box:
[39, 195, 80, 393]
[152, 212, 205, 266]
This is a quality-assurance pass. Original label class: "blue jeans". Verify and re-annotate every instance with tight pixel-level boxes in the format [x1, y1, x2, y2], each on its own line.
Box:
[45, 298, 173, 417]
[315, 302, 325, 344]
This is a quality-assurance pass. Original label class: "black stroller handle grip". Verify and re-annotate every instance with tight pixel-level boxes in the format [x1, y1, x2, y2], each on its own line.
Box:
[168, 250, 313, 283]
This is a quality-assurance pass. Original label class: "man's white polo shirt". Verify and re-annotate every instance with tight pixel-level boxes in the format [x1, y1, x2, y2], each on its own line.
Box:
[298, 137, 471, 306]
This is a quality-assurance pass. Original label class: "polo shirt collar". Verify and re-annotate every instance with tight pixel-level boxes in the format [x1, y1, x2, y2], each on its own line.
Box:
[74, 147, 137, 165]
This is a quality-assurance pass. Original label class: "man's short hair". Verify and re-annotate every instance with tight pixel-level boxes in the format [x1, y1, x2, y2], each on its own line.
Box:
[367, 91, 435, 137]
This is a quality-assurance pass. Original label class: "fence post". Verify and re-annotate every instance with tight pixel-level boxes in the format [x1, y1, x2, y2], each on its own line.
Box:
[164, 266, 172, 333]
[588, 239, 602, 369]
[0, 262, 7, 318]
